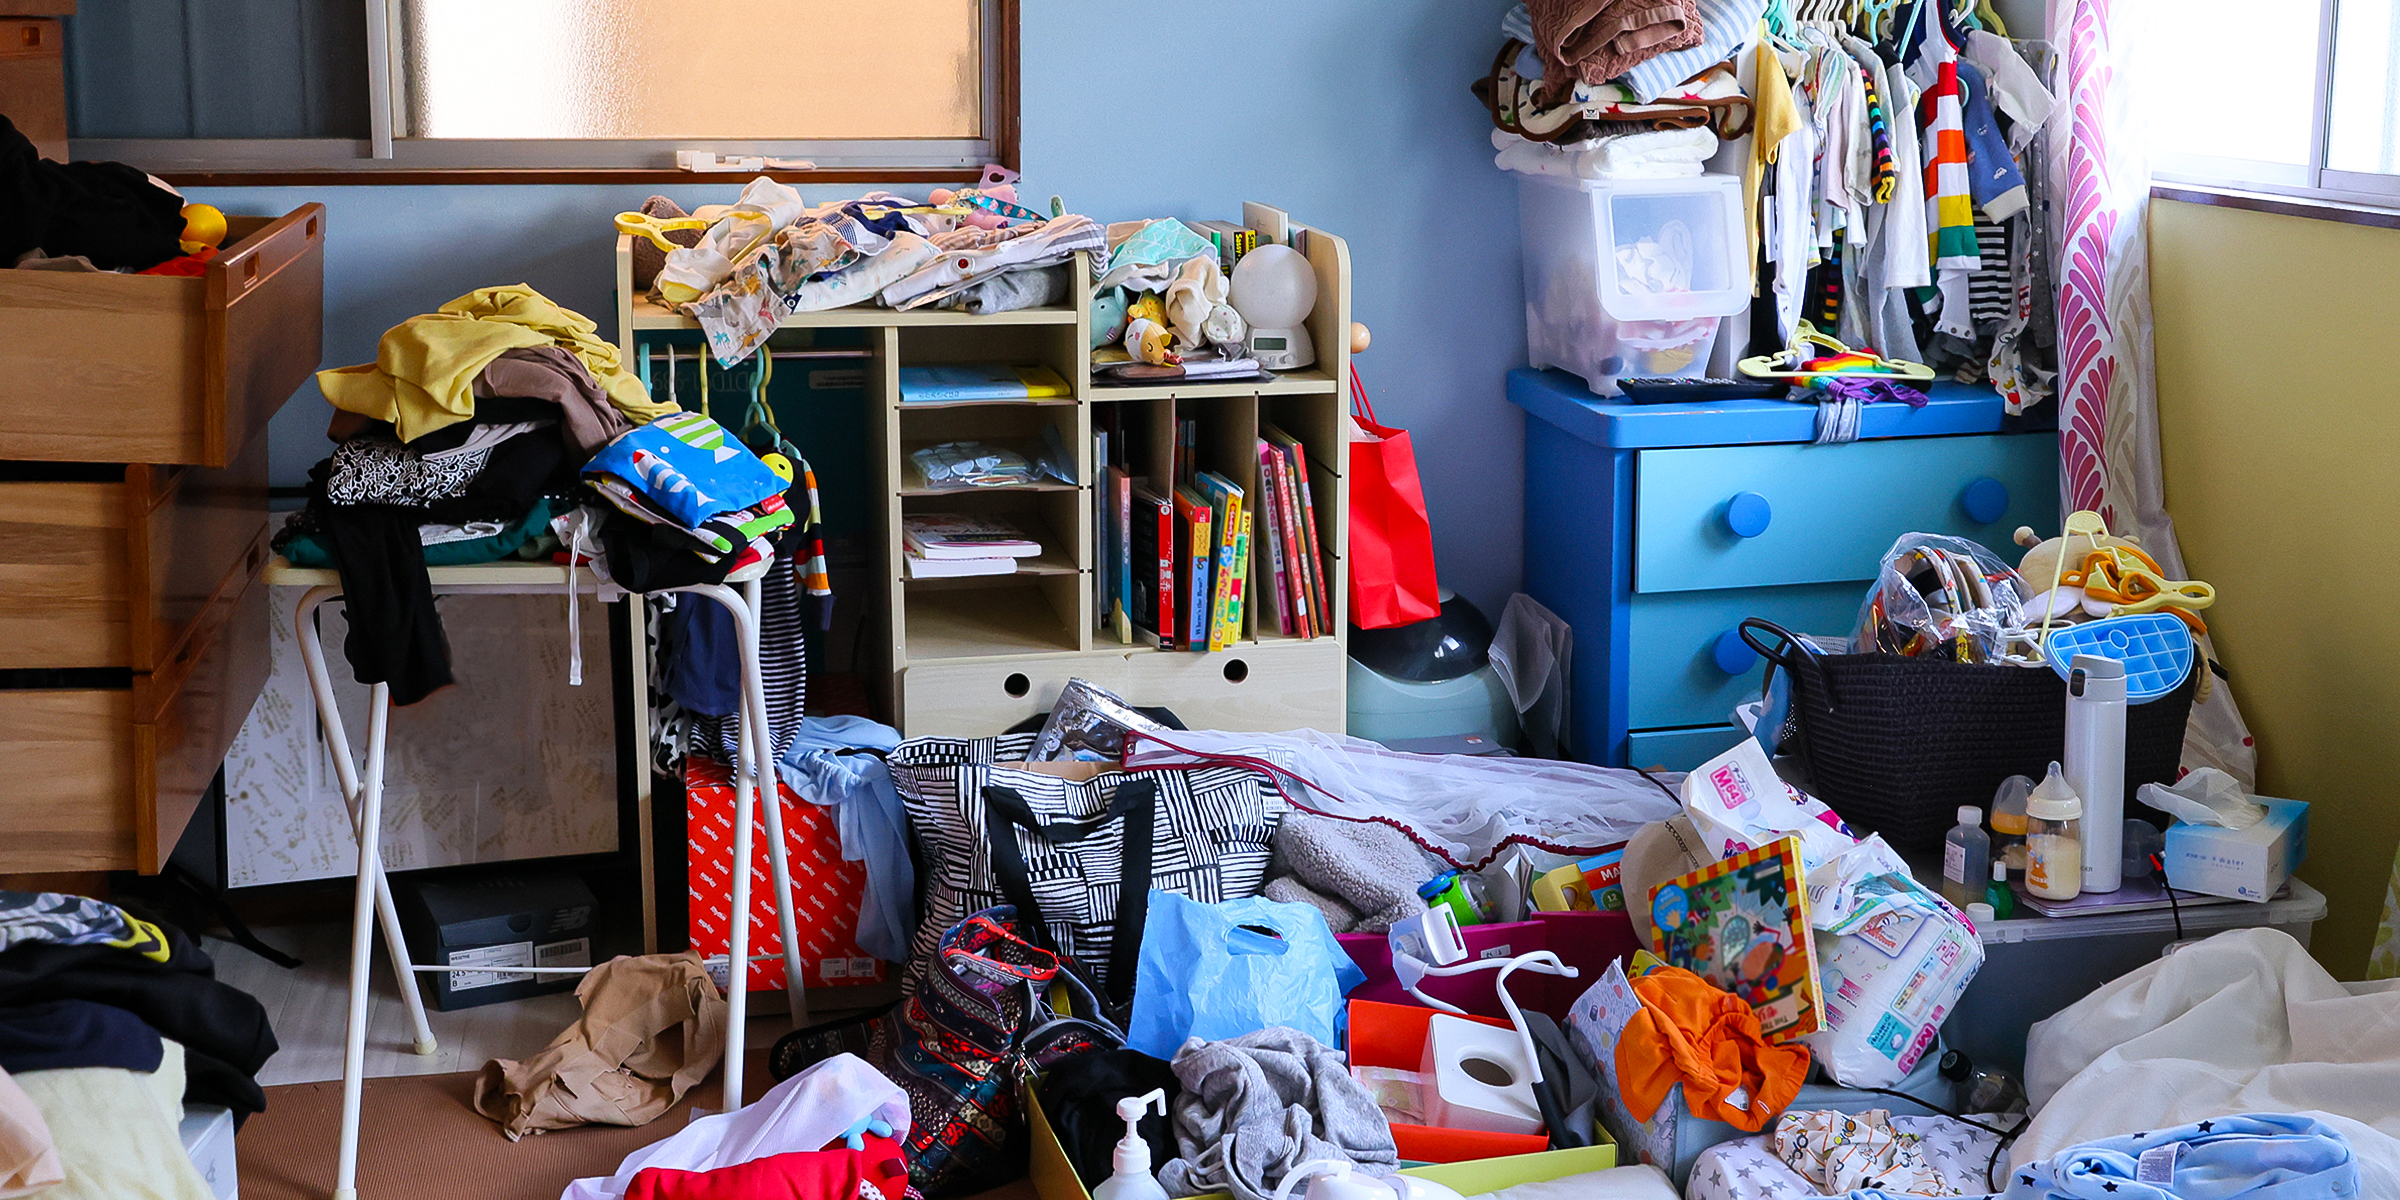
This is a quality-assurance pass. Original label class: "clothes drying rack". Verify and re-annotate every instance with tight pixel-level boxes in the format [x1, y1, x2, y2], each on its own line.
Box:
[266, 557, 807, 1200]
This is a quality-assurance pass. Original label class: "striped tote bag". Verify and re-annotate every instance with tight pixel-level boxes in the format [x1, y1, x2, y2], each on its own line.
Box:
[887, 732, 1283, 1007]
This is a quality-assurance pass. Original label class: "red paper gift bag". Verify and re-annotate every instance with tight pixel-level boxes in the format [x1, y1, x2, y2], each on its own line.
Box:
[1346, 367, 1440, 629]
[686, 756, 886, 992]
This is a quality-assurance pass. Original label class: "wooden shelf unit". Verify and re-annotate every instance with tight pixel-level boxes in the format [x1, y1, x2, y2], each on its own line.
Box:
[614, 202, 1351, 736]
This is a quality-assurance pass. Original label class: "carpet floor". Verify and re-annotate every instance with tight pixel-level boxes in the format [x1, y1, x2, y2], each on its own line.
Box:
[236, 1050, 1036, 1200]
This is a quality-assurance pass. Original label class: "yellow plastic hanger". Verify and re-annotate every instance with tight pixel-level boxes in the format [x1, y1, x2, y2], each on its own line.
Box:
[614, 210, 716, 252]
[1737, 322, 1938, 381]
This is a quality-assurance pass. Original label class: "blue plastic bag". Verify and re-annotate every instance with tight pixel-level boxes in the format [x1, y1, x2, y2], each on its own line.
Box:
[1125, 890, 1367, 1059]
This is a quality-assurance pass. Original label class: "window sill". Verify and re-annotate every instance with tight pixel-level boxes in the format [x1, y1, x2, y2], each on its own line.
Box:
[156, 166, 988, 188]
[2152, 183, 2400, 233]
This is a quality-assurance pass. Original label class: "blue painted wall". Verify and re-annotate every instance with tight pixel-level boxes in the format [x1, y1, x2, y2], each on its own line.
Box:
[189, 0, 1529, 615]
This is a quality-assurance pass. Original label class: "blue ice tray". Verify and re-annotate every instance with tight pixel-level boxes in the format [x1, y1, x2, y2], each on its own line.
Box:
[2045, 613, 2195, 701]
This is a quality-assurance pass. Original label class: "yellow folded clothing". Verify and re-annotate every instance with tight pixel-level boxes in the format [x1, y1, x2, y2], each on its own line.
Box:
[318, 283, 677, 443]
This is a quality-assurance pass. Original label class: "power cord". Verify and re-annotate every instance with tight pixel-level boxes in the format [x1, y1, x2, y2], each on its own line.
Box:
[1851, 1084, 2028, 1191]
[2154, 852, 2185, 943]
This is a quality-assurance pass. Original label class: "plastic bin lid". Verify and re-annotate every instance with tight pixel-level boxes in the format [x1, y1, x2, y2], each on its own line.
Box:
[1590, 175, 1748, 323]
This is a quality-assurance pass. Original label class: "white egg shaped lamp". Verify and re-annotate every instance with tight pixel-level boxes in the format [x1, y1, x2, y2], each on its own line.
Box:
[1230, 243, 1318, 370]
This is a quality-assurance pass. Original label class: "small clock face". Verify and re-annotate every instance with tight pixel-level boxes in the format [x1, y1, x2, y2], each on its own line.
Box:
[1254, 336, 1286, 351]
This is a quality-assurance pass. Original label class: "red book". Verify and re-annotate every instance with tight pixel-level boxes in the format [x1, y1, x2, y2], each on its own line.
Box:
[1269, 450, 1312, 637]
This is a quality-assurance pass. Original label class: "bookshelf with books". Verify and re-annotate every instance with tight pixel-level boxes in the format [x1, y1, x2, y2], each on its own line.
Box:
[615, 202, 1351, 737]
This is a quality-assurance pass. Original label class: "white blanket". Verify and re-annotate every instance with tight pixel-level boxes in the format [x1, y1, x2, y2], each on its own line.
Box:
[2018, 927, 2400, 1194]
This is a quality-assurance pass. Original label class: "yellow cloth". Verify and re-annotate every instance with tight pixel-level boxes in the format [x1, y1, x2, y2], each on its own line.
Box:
[11, 1041, 210, 1200]
[1745, 35, 1803, 294]
[317, 284, 677, 443]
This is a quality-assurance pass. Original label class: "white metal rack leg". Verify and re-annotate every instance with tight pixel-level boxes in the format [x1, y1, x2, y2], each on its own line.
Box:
[293, 577, 798, 1200]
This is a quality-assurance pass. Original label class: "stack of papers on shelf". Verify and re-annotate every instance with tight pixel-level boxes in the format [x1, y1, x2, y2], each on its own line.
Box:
[898, 363, 1071, 402]
[903, 513, 1040, 579]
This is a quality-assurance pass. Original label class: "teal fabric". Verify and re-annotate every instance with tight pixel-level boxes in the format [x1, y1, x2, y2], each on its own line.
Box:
[281, 497, 562, 569]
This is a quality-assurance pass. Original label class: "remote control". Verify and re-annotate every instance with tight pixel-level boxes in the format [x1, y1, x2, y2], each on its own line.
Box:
[1614, 377, 1790, 404]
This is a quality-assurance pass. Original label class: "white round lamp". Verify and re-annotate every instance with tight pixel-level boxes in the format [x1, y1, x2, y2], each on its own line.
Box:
[1230, 244, 1318, 370]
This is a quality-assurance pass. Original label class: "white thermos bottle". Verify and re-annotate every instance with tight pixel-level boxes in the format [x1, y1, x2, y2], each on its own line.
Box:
[2065, 653, 2128, 893]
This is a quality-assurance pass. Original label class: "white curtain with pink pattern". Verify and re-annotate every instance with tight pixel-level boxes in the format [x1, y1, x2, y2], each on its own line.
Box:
[2045, 0, 2256, 784]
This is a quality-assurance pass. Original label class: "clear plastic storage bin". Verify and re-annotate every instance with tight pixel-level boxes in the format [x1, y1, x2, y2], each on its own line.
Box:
[1517, 173, 1748, 396]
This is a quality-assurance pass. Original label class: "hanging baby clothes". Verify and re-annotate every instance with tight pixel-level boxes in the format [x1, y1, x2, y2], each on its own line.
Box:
[1909, 13, 1981, 294]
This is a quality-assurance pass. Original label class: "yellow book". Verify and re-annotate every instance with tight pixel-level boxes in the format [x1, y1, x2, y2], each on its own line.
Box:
[1205, 483, 1244, 651]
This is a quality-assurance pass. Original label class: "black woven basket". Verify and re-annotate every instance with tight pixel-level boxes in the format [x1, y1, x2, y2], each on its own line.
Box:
[1740, 619, 2198, 852]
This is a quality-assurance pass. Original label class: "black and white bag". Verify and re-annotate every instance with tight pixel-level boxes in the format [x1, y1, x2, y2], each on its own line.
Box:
[888, 732, 1283, 1006]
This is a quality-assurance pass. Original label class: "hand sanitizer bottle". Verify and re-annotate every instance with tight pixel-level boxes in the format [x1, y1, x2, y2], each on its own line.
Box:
[1094, 1090, 1170, 1200]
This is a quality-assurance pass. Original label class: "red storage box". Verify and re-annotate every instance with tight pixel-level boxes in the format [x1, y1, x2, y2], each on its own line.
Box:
[1348, 998, 1552, 1163]
[686, 756, 887, 992]
[1338, 910, 1643, 1021]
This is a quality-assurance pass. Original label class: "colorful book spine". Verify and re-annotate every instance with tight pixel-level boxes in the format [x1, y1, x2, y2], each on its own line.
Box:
[1148, 489, 1177, 651]
[1267, 448, 1310, 636]
[1292, 451, 1332, 635]
[1206, 482, 1244, 652]
[1225, 509, 1253, 649]
[1176, 488, 1213, 651]
[1254, 444, 1290, 635]
[1113, 467, 1134, 644]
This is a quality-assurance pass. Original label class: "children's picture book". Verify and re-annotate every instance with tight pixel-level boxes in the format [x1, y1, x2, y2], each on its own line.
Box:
[1649, 835, 1820, 1041]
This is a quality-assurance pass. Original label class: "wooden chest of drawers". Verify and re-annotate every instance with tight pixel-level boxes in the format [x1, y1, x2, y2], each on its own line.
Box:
[0, 206, 321, 872]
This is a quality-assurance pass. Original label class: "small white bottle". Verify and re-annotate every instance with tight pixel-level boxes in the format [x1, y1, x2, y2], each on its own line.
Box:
[2025, 761, 2085, 902]
[1941, 806, 1991, 909]
[2064, 653, 2129, 893]
[1093, 1090, 1170, 1200]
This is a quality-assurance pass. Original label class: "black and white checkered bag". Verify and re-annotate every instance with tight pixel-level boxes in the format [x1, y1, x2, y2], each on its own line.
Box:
[888, 732, 1283, 1006]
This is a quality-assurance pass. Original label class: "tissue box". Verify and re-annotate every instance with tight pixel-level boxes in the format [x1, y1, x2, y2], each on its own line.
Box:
[2163, 795, 2308, 902]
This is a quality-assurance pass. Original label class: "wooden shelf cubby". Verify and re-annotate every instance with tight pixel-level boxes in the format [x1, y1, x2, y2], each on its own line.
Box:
[616, 201, 1352, 736]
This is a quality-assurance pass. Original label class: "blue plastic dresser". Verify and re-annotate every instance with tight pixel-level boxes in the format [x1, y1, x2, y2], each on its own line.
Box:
[1510, 368, 2058, 770]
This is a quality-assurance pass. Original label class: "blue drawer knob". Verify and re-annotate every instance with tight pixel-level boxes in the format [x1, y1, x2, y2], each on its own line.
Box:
[1712, 629, 1758, 675]
[1963, 477, 2010, 524]
[1724, 491, 1772, 538]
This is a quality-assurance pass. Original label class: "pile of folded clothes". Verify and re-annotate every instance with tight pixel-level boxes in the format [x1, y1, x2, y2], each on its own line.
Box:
[281, 284, 680, 704]
[634, 175, 1105, 366]
[581, 409, 794, 587]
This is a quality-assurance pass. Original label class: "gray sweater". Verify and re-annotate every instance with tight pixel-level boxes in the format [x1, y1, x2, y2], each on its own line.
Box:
[1155, 1027, 1399, 1200]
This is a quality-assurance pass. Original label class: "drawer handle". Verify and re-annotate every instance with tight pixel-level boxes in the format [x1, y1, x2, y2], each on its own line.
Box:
[1963, 477, 2010, 524]
[1711, 629, 1758, 675]
[1724, 491, 1772, 538]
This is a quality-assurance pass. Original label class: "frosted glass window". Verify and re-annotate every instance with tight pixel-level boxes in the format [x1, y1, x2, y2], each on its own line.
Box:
[401, 0, 982, 140]
[2331, 0, 2400, 173]
[2147, 0, 2319, 171]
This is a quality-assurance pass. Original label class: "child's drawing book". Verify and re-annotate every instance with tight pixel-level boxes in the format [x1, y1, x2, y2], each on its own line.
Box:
[1649, 834, 1820, 1041]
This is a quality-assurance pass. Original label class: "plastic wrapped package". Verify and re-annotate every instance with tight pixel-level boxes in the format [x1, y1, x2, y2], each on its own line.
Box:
[1031, 678, 1168, 763]
[1853, 533, 2037, 664]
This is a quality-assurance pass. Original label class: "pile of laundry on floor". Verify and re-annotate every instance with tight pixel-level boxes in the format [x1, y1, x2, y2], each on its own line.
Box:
[0, 891, 276, 1200]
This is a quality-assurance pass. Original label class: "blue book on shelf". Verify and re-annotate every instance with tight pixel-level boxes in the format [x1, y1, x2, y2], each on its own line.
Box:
[898, 364, 1070, 403]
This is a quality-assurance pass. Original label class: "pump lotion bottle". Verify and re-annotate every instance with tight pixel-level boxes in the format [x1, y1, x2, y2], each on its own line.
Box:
[2064, 653, 2128, 893]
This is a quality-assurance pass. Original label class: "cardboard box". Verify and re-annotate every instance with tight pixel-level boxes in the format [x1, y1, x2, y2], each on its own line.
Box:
[398, 872, 596, 1011]
[2163, 795, 2308, 902]
[1027, 1084, 1618, 1200]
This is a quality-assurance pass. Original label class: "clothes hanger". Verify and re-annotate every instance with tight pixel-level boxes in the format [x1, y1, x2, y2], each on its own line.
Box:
[1738, 322, 1938, 381]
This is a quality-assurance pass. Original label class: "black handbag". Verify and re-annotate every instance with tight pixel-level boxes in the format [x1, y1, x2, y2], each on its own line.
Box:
[1741, 618, 2197, 851]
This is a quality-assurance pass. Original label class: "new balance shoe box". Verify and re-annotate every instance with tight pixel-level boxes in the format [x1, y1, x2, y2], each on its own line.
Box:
[399, 872, 597, 1011]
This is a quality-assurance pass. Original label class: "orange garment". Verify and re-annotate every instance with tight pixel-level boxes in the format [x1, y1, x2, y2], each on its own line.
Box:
[1613, 965, 1809, 1132]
